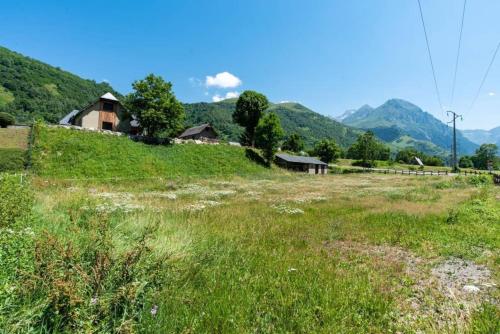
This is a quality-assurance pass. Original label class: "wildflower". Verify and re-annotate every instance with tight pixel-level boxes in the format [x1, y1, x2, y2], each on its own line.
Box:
[271, 204, 304, 215]
[90, 297, 98, 305]
[151, 305, 158, 316]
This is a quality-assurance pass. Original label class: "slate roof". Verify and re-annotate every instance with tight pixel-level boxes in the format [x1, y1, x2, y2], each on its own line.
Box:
[275, 153, 328, 166]
[178, 123, 215, 138]
[59, 110, 80, 125]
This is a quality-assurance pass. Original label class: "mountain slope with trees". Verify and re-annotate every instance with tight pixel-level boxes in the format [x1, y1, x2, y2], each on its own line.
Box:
[185, 99, 361, 148]
[0, 46, 120, 123]
[340, 99, 478, 155]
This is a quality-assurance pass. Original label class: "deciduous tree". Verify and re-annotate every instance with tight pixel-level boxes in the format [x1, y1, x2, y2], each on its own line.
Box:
[312, 139, 341, 163]
[255, 112, 284, 166]
[347, 131, 390, 167]
[233, 91, 269, 146]
[282, 133, 304, 153]
[125, 74, 184, 138]
[472, 144, 498, 170]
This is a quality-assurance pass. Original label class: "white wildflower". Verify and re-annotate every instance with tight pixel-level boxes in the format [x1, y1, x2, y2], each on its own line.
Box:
[271, 204, 304, 215]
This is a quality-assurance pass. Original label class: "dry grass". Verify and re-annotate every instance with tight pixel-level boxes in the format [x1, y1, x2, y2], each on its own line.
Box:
[0, 127, 29, 149]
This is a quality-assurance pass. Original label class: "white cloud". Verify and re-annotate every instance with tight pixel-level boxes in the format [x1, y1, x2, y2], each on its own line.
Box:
[488, 92, 496, 96]
[212, 91, 240, 102]
[206, 72, 242, 88]
[102, 79, 109, 83]
[225, 91, 240, 99]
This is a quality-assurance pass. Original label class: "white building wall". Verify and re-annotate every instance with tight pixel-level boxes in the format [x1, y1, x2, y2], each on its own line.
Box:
[81, 110, 100, 129]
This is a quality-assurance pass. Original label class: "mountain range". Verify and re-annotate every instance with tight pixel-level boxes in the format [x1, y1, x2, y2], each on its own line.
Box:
[1, 45, 497, 157]
[461, 127, 500, 147]
[337, 99, 479, 155]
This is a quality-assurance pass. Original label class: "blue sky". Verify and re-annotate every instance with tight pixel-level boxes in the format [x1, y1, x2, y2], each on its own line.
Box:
[0, 0, 499, 130]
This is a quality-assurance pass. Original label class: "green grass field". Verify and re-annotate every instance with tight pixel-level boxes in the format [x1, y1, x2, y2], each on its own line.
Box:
[335, 158, 487, 173]
[32, 126, 273, 179]
[0, 127, 29, 172]
[1, 125, 498, 333]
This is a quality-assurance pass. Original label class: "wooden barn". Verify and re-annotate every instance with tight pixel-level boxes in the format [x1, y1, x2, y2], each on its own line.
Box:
[59, 93, 134, 133]
[178, 123, 218, 140]
[275, 153, 328, 174]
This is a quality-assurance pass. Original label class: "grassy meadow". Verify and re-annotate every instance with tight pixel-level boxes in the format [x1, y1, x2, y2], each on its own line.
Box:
[31, 126, 273, 179]
[1, 125, 499, 333]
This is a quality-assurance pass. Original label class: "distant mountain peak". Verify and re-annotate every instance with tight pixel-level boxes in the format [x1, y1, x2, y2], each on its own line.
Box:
[341, 97, 478, 155]
[383, 98, 421, 111]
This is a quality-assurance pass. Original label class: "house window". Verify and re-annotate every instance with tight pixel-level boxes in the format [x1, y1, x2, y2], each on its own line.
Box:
[102, 121, 113, 130]
[102, 102, 114, 111]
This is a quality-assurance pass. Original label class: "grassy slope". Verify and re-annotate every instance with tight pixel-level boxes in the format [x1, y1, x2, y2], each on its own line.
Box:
[32, 125, 272, 179]
[0, 127, 29, 172]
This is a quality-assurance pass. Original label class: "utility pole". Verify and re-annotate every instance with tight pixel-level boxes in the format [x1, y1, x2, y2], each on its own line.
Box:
[447, 111, 462, 172]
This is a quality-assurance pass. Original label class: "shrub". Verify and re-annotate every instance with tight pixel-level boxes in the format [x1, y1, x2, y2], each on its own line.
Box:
[352, 160, 377, 168]
[459, 156, 474, 168]
[467, 174, 492, 186]
[0, 149, 25, 172]
[0, 174, 33, 227]
[1, 215, 167, 333]
[0, 112, 15, 127]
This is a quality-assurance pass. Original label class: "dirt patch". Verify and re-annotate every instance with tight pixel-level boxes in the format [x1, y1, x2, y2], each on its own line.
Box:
[431, 257, 496, 301]
[324, 241, 498, 332]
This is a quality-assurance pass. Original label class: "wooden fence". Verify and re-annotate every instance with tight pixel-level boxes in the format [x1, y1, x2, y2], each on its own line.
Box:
[335, 167, 499, 181]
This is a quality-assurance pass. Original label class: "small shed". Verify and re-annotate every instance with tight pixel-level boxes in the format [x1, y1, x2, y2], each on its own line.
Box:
[178, 123, 217, 140]
[275, 154, 328, 174]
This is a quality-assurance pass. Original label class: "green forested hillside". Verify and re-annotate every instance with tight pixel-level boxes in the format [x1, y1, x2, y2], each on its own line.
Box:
[0, 46, 120, 123]
[185, 99, 360, 148]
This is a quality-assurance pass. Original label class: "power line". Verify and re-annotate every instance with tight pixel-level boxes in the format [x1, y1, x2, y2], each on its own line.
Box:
[468, 41, 500, 113]
[450, 0, 467, 108]
[417, 0, 444, 112]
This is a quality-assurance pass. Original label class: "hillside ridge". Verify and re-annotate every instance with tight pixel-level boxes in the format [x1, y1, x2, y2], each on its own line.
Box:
[0, 46, 119, 123]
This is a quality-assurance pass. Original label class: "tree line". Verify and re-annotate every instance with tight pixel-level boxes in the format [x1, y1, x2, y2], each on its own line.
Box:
[105, 74, 500, 171]
[4, 70, 497, 171]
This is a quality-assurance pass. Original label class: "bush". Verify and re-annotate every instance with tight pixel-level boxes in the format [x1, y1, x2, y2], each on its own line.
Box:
[459, 156, 474, 168]
[352, 160, 377, 168]
[0, 112, 15, 128]
[467, 174, 492, 186]
[0, 149, 26, 172]
[0, 174, 33, 227]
